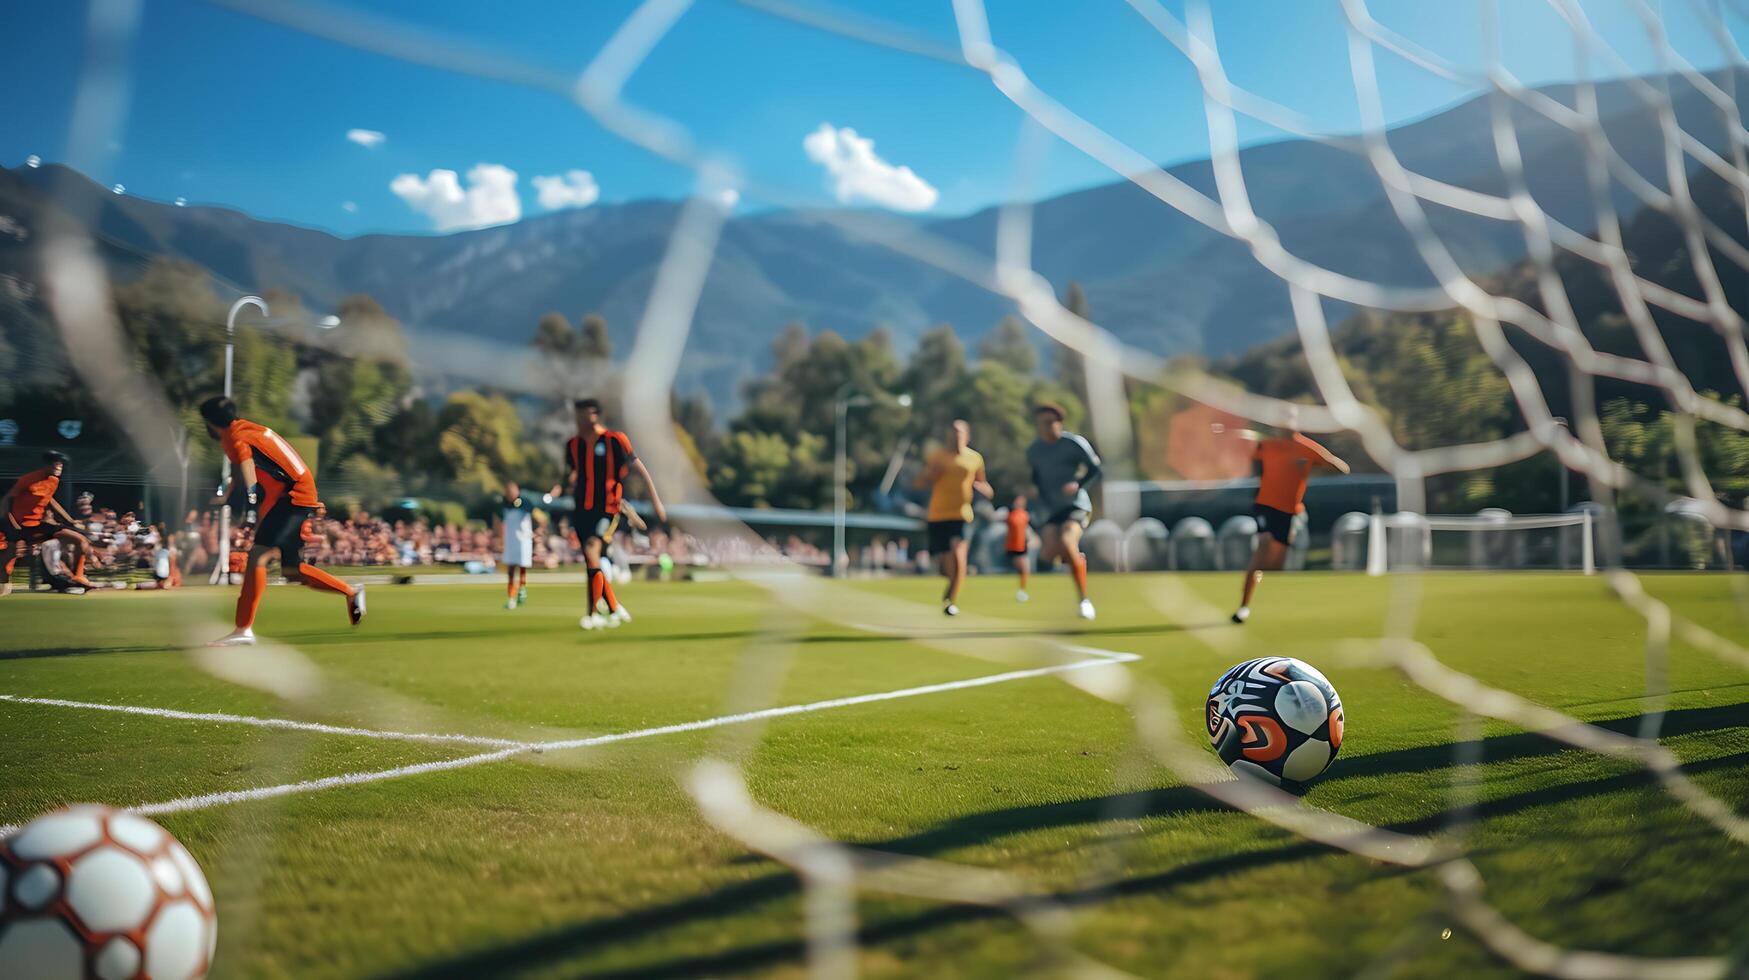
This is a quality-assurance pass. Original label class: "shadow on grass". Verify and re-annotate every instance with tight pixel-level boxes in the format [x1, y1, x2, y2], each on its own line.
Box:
[390, 702, 1749, 979]
[0, 643, 184, 661]
[588, 621, 1227, 647]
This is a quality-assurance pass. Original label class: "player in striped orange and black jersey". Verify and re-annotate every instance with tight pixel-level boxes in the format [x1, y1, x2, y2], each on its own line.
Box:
[551, 398, 668, 629]
[199, 396, 366, 646]
[0, 451, 96, 595]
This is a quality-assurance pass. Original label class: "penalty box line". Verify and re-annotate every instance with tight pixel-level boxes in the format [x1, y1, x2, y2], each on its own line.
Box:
[102, 650, 1142, 821]
[0, 693, 536, 749]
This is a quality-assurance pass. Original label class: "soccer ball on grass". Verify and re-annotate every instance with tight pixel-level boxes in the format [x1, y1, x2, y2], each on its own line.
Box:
[0, 805, 216, 979]
[1206, 657, 1344, 789]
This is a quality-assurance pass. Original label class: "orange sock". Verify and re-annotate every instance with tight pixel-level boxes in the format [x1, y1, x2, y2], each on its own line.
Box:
[297, 563, 354, 598]
[1069, 553, 1089, 598]
[3, 554, 17, 579]
[508, 572, 518, 598]
[74, 553, 86, 579]
[601, 577, 619, 613]
[236, 566, 267, 629]
[587, 567, 604, 612]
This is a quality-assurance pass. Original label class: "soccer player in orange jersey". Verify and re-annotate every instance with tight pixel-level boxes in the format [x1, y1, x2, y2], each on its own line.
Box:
[552, 398, 666, 629]
[1004, 495, 1031, 602]
[1, 451, 94, 596]
[1224, 407, 1349, 624]
[199, 396, 365, 646]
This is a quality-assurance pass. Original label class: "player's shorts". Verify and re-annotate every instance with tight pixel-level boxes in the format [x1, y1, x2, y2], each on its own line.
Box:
[927, 520, 972, 554]
[1252, 504, 1296, 545]
[255, 501, 317, 566]
[501, 539, 534, 568]
[578, 509, 621, 543]
[2, 517, 58, 547]
[1042, 507, 1091, 530]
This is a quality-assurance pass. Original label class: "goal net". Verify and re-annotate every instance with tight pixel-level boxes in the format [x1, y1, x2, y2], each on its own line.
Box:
[1357, 510, 1600, 573]
[5, 0, 1749, 976]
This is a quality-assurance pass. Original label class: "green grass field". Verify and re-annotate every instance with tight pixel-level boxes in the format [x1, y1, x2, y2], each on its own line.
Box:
[2, 571, 1746, 978]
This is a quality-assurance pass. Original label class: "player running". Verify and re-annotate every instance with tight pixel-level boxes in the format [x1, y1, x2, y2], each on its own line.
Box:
[1004, 495, 1031, 602]
[199, 396, 366, 646]
[1026, 403, 1101, 620]
[917, 419, 992, 617]
[553, 398, 667, 630]
[1223, 408, 1349, 624]
[500, 480, 537, 609]
[1, 451, 94, 596]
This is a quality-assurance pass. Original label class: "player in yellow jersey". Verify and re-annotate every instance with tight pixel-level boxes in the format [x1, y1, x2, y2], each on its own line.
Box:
[916, 419, 993, 616]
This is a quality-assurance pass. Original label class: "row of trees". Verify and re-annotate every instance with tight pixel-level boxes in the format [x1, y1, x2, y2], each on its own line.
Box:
[1, 259, 558, 520]
[10, 179, 1749, 526]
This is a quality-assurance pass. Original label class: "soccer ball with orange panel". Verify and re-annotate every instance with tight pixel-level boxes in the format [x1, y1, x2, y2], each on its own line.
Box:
[0, 805, 216, 979]
[1206, 657, 1345, 790]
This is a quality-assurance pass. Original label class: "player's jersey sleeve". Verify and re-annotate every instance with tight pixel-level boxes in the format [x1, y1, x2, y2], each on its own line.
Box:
[613, 432, 637, 463]
[1296, 433, 1331, 462]
[1066, 434, 1102, 484]
[220, 429, 246, 466]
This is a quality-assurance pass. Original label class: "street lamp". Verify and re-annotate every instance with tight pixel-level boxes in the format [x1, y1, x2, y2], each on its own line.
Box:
[833, 386, 911, 576]
[1552, 416, 1570, 512]
[210, 296, 267, 583]
[210, 300, 340, 581]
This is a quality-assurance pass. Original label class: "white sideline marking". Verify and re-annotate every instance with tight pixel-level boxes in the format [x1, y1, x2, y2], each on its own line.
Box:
[0, 694, 532, 749]
[83, 651, 1140, 821]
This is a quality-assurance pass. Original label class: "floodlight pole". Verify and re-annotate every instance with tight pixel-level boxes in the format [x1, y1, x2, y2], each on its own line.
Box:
[832, 387, 913, 576]
[833, 385, 867, 577]
[210, 296, 267, 584]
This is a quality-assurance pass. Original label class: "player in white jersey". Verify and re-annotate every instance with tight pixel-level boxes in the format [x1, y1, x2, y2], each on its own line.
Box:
[500, 480, 538, 609]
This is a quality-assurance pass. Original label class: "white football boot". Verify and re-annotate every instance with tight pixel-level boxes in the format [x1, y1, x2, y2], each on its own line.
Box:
[208, 628, 257, 647]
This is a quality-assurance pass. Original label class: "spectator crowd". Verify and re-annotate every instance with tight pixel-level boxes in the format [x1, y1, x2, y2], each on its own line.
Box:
[15, 490, 897, 594]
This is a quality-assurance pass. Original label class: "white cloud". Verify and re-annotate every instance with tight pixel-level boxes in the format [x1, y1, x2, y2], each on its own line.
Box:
[347, 129, 386, 148]
[341, 201, 358, 213]
[714, 188, 740, 210]
[802, 124, 938, 212]
[389, 163, 522, 231]
[531, 169, 600, 211]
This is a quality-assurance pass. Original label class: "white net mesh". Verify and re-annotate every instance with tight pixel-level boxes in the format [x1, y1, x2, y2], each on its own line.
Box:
[8, 0, 1749, 976]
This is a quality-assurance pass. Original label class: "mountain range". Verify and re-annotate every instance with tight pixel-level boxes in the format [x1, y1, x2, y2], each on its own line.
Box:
[2, 71, 1743, 409]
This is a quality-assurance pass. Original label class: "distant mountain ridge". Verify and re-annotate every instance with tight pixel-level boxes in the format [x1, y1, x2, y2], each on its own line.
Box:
[2, 71, 1742, 408]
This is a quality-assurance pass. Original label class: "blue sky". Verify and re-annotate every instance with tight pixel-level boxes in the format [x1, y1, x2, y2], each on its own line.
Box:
[5, 0, 1747, 236]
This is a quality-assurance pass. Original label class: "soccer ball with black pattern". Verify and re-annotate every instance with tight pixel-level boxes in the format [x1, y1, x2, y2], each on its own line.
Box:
[1206, 657, 1345, 789]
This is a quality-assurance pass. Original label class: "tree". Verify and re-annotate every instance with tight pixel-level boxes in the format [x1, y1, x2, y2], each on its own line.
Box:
[533, 312, 577, 359]
[436, 391, 533, 499]
[901, 324, 972, 436]
[308, 296, 413, 473]
[674, 394, 718, 460]
[578, 313, 612, 360]
[1051, 282, 1091, 407]
[710, 429, 832, 509]
[978, 315, 1039, 376]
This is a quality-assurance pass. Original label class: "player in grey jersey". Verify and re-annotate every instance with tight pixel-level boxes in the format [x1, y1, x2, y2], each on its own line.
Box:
[1024, 403, 1100, 620]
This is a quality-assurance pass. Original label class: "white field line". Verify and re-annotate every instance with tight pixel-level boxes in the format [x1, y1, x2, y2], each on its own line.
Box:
[0, 694, 534, 749]
[22, 650, 1139, 825]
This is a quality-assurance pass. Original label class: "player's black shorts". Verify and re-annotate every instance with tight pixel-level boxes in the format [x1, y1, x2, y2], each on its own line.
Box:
[3, 518, 58, 547]
[255, 501, 316, 566]
[1042, 507, 1091, 530]
[927, 520, 971, 555]
[1253, 504, 1296, 545]
[578, 509, 621, 543]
